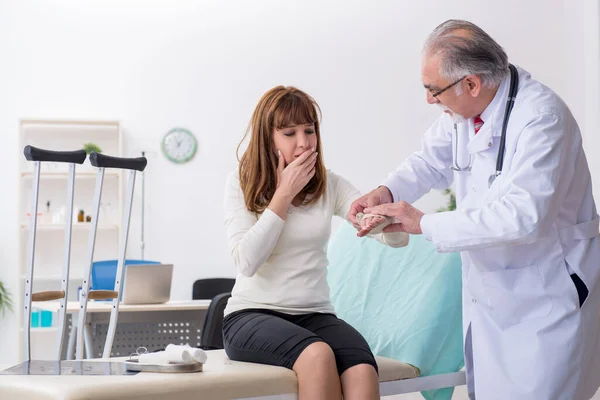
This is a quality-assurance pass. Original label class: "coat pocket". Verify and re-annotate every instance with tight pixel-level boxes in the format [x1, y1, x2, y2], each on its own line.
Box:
[482, 264, 553, 328]
[557, 217, 600, 296]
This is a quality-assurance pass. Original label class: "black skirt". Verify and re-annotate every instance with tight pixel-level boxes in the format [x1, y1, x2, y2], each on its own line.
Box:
[223, 308, 378, 376]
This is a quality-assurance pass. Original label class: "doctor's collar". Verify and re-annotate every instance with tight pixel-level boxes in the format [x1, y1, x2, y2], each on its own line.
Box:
[478, 70, 511, 133]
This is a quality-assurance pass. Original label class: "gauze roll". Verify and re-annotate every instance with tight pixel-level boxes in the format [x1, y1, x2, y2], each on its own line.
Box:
[137, 344, 207, 364]
[165, 344, 208, 364]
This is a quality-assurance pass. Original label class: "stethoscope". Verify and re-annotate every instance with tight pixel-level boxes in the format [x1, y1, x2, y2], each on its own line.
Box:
[450, 64, 519, 188]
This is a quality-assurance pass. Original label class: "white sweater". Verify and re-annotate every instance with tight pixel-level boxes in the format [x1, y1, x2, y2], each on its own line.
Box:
[223, 169, 409, 316]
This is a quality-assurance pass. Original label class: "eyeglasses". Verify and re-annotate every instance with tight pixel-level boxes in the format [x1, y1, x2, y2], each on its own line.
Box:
[430, 76, 467, 98]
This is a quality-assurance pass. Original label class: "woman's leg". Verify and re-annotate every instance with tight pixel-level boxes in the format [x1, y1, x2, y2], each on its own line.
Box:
[340, 363, 380, 400]
[293, 342, 342, 400]
[223, 310, 342, 400]
[295, 313, 380, 400]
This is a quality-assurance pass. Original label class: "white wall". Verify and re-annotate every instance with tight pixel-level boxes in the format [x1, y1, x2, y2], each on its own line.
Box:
[584, 0, 600, 200]
[0, 0, 597, 366]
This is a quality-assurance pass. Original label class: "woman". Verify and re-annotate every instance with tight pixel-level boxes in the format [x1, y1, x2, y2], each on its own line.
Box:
[223, 86, 408, 400]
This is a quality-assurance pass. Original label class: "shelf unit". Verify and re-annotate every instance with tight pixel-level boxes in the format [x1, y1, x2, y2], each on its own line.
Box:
[21, 171, 121, 179]
[20, 223, 119, 231]
[17, 119, 123, 360]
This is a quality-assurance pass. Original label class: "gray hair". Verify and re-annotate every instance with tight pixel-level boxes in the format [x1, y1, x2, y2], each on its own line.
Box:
[424, 20, 509, 89]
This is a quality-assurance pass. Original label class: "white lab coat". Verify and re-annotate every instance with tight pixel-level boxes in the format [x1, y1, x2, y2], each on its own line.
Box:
[382, 66, 600, 400]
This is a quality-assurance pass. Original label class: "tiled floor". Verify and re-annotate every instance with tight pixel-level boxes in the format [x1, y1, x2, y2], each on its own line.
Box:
[383, 386, 600, 399]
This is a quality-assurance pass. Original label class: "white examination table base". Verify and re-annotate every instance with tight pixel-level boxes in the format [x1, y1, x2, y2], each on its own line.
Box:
[0, 350, 466, 399]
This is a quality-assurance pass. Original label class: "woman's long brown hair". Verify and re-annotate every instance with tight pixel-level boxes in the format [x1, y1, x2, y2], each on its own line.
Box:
[237, 86, 327, 214]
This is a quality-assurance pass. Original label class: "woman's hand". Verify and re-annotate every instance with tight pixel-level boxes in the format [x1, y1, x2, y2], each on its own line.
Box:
[268, 148, 317, 220]
[275, 148, 318, 200]
[358, 214, 387, 231]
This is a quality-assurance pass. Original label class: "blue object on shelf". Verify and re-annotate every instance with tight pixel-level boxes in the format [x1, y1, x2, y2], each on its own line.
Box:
[31, 309, 40, 327]
[40, 310, 52, 327]
[91, 259, 160, 300]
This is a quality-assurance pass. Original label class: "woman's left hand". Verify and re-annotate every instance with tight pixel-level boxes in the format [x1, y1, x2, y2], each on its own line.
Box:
[359, 214, 386, 230]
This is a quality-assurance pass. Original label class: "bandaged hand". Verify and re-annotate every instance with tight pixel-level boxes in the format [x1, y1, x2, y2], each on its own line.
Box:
[348, 186, 394, 230]
[356, 212, 394, 235]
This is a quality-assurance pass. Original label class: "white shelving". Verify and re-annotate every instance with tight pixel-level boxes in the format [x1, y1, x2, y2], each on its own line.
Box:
[20, 223, 119, 231]
[21, 171, 121, 179]
[29, 327, 60, 361]
[17, 119, 123, 360]
[20, 274, 84, 281]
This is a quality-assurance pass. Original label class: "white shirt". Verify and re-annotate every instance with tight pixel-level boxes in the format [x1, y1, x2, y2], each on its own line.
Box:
[223, 169, 408, 316]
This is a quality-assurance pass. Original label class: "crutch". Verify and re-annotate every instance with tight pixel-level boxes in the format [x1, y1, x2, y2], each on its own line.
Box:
[22, 145, 87, 362]
[75, 152, 147, 360]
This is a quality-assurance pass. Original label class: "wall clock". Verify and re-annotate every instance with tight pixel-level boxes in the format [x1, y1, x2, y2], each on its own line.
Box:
[161, 127, 198, 164]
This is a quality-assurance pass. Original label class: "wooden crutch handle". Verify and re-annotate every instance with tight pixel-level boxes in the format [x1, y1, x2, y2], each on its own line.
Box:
[88, 290, 119, 300]
[31, 290, 66, 302]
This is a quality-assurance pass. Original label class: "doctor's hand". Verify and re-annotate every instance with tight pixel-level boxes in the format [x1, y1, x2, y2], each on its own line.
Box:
[348, 186, 394, 230]
[362, 201, 424, 235]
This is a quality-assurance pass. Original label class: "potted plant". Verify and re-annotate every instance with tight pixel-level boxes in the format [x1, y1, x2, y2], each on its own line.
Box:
[436, 188, 456, 212]
[0, 280, 14, 317]
[83, 143, 102, 155]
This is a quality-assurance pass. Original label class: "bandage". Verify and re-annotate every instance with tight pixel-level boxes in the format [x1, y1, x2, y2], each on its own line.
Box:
[356, 213, 394, 234]
[137, 344, 208, 364]
[166, 344, 208, 363]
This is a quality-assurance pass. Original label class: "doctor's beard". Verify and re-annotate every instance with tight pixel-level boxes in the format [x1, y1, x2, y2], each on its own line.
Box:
[437, 104, 467, 124]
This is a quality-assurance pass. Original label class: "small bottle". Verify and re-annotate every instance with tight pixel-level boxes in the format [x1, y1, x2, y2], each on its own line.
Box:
[78, 210, 85, 223]
[86, 215, 91, 222]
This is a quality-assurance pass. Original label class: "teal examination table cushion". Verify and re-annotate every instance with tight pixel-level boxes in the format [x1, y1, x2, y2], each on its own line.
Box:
[328, 222, 464, 400]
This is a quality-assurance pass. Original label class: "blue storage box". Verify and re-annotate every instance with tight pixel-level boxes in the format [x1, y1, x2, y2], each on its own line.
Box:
[91, 260, 160, 299]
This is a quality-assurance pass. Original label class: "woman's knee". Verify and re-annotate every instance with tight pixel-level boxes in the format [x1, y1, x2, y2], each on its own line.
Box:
[341, 362, 378, 379]
[340, 363, 380, 400]
[293, 342, 337, 373]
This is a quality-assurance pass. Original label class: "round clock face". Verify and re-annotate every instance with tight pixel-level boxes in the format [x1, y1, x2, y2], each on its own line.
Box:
[161, 128, 198, 164]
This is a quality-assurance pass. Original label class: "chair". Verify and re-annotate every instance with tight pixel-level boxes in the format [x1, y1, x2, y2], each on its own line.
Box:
[200, 292, 232, 350]
[192, 278, 235, 300]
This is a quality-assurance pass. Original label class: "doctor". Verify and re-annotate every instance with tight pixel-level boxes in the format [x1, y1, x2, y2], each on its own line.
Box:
[350, 20, 600, 400]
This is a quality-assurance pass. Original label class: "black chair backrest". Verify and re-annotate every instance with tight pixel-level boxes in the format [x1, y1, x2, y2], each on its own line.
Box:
[200, 292, 232, 350]
[192, 278, 235, 300]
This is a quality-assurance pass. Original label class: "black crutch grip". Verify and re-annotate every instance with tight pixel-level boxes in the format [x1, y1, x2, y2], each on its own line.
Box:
[89, 152, 147, 171]
[24, 145, 87, 164]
